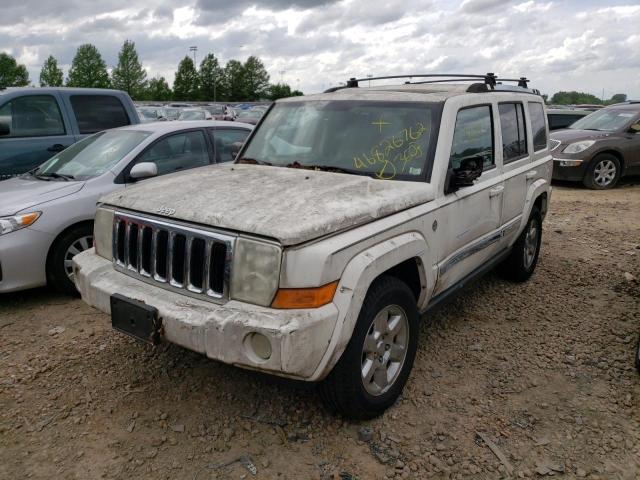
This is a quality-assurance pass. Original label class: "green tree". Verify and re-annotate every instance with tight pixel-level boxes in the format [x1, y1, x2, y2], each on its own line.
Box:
[111, 40, 147, 99]
[66, 44, 110, 88]
[39, 55, 64, 87]
[242, 56, 270, 101]
[199, 53, 225, 101]
[608, 93, 627, 105]
[144, 76, 172, 101]
[223, 59, 246, 101]
[549, 91, 601, 105]
[266, 82, 303, 100]
[0, 52, 30, 88]
[173, 56, 199, 101]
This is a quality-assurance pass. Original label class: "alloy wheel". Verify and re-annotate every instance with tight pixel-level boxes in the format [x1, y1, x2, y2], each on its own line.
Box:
[523, 218, 539, 270]
[361, 304, 409, 396]
[594, 159, 616, 187]
[64, 235, 93, 280]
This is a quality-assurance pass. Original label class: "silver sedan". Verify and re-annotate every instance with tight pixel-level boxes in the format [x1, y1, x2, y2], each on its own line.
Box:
[0, 120, 252, 294]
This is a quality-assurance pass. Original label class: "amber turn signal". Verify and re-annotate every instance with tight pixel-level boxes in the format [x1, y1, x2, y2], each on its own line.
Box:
[271, 281, 339, 309]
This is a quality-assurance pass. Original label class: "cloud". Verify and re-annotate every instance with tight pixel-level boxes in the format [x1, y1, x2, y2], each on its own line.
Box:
[0, 0, 637, 98]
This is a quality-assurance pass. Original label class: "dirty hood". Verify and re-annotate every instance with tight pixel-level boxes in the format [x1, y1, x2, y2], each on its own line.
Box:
[0, 175, 85, 216]
[550, 128, 612, 144]
[100, 164, 435, 245]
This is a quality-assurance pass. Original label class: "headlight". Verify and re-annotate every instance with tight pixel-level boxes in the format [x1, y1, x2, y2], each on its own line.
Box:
[0, 212, 41, 236]
[563, 140, 595, 154]
[230, 238, 282, 306]
[94, 207, 114, 259]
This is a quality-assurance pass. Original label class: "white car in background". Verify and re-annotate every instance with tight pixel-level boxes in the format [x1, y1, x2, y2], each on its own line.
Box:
[178, 108, 212, 121]
[0, 120, 253, 294]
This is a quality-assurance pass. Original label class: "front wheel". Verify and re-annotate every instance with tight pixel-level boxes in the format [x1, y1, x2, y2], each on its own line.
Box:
[319, 276, 419, 419]
[499, 206, 542, 282]
[583, 154, 621, 190]
[47, 224, 94, 295]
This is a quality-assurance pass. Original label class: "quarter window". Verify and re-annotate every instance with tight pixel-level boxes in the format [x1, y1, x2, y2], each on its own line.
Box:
[449, 105, 494, 170]
[135, 131, 210, 176]
[0, 95, 65, 138]
[528, 102, 547, 151]
[210, 128, 251, 163]
[70, 95, 130, 134]
[498, 103, 527, 163]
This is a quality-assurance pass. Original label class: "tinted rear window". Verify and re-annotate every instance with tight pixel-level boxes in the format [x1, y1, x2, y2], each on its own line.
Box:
[70, 95, 131, 134]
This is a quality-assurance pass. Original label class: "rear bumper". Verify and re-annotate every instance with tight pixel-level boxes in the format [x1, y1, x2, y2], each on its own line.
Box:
[0, 227, 51, 292]
[73, 249, 339, 381]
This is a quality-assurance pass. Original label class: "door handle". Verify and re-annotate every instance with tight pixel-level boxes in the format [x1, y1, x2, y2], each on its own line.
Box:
[489, 186, 504, 197]
[47, 144, 66, 152]
[525, 170, 537, 180]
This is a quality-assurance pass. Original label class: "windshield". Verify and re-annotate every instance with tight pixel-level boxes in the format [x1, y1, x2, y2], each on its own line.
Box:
[205, 105, 224, 113]
[241, 101, 438, 181]
[180, 110, 205, 120]
[35, 130, 151, 180]
[570, 109, 638, 131]
[238, 110, 260, 117]
[138, 108, 158, 119]
[163, 107, 180, 120]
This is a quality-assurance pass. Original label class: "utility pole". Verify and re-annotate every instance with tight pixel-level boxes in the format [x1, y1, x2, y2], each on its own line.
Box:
[279, 70, 286, 83]
[189, 46, 198, 66]
[367, 73, 373, 87]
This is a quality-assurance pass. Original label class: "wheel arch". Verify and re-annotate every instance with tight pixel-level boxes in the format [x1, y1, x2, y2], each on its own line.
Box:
[589, 149, 626, 175]
[310, 231, 434, 381]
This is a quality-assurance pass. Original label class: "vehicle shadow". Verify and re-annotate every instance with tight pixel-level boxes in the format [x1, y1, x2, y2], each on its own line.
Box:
[0, 287, 73, 310]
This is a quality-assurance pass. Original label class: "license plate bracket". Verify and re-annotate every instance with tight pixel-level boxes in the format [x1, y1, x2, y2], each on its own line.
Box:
[110, 293, 161, 345]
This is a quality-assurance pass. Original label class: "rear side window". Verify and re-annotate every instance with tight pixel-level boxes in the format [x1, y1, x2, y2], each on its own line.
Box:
[210, 128, 251, 163]
[548, 114, 586, 130]
[528, 102, 547, 151]
[0, 95, 65, 138]
[70, 95, 130, 134]
[449, 105, 494, 170]
[498, 103, 527, 163]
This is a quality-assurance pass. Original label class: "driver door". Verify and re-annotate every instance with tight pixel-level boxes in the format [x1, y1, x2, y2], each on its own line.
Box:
[434, 104, 504, 295]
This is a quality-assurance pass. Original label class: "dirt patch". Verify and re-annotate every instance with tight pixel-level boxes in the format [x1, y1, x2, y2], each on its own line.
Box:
[1, 180, 639, 480]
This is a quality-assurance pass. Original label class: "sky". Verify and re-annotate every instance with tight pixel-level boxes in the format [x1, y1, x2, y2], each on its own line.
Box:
[0, 0, 638, 99]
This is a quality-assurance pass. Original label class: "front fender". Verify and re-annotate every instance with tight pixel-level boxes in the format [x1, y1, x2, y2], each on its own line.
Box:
[309, 231, 434, 381]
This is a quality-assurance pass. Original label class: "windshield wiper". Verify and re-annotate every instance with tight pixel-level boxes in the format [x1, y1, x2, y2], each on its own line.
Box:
[284, 162, 368, 176]
[34, 172, 75, 181]
[236, 157, 273, 166]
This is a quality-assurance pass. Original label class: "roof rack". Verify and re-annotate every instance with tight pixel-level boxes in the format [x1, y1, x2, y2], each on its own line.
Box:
[325, 73, 537, 94]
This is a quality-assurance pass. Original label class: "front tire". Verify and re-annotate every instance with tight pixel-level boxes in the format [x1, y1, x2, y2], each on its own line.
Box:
[47, 224, 94, 295]
[499, 206, 542, 282]
[583, 154, 621, 190]
[319, 276, 419, 419]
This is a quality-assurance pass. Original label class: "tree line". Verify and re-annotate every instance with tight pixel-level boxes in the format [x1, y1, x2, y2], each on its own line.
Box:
[0, 41, 303, 102]
[548, 91, 628, 106]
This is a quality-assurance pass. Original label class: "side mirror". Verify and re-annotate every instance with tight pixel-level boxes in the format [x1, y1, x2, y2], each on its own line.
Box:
[0, 122, 10, 136]
[445, 156, 484, 194]
[129, 162, 158, 180]
[230, 141, 243, 159]
[628, 123, 640, 134]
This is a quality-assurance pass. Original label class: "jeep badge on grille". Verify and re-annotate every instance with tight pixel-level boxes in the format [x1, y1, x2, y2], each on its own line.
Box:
[156, 206, 176, 216]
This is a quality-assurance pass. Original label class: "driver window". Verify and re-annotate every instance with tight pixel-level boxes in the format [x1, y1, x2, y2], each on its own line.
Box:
[449, 106, 494, 171]
[136, 130, 209, 176]
[0, 95, 65, 138]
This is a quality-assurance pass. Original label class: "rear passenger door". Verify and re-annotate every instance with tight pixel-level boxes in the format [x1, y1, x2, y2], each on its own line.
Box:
[0, 93, 76, 179]
[498, 102, 530, 240]
[208, 127, 251, 163]
[435, 105, 504, 295]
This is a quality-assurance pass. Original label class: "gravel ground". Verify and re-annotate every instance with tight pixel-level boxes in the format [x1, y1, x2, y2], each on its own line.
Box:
[1, 181, 639, 480]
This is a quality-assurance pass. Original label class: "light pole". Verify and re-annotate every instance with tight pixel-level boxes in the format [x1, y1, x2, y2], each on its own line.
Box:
[367, 73, 373, 87]
[189, 46, 198, 66]
[279, 70, 286, 84]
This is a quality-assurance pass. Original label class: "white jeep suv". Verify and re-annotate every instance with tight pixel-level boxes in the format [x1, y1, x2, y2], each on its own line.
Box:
[74, 74, 552, 419]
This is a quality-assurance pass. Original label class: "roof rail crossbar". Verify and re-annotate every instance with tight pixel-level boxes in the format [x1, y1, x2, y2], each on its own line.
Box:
[344, 73, 528, 89]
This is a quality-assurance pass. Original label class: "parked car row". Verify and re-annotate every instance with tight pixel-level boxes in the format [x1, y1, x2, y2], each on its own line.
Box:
[135, 103, 269, 124]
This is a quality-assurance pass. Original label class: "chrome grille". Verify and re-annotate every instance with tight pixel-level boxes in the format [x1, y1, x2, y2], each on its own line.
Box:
[112, 212, 235, 301]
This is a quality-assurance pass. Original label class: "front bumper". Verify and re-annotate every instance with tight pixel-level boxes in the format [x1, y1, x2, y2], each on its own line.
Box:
[551, 157, 589, 182]
[73, 249, 338, 381]
[0, 227, 52, 293]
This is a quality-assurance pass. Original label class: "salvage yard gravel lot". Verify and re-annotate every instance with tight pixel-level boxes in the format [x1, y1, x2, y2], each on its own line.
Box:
[1, 181, 639, 480]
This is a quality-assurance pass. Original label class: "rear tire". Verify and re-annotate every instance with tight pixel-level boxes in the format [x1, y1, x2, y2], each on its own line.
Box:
[583, 154, 621, 190]
[47, 224, 94, 296]
[499, 206, 542, 282]
[319, 276, 419, 419]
